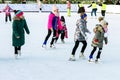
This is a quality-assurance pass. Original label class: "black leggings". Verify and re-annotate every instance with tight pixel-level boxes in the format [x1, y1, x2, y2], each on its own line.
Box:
[5, 14, 11, 22]
[71, 40, 87, 55]
[90, 47, 102, 59]
[50, 29, 56, 45]
[101, 10, 106, 17]
[56, 30, 65, 41]
[14, 46, 21, 54]
[44, 29, 52, 43]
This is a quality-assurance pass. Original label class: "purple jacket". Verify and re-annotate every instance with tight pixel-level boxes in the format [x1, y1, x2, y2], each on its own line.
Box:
[48, 12, 62, 30]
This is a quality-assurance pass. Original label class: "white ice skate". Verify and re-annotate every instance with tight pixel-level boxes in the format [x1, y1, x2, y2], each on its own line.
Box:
[69, 55, 76, 61]
[95, 59, 101, 63]
[42, 44, 47, 48]
[50, 44, 55, 48]
[18, 50, 21, 56]
[88, 58, 94, 62]
[79, 53, 86, 59]
[15, 54, 18, 59]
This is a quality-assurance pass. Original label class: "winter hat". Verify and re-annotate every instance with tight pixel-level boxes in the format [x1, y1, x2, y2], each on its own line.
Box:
[81, 13, 87, 19]
[78, 7, 85, 13]
[14, 10, 23, 17]
[52, 5, 59, 16]
[52, 4, 58, 13]
[60, 16, 65, 22]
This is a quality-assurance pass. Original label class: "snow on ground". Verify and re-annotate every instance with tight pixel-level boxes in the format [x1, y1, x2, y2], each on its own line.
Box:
[0, 12, 120, 80]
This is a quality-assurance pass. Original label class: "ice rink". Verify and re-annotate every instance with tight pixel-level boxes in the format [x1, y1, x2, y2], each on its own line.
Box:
[0, 12, 120, 80]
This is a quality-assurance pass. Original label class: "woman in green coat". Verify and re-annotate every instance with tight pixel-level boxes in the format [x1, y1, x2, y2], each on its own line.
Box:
[12, 10, 30, 59]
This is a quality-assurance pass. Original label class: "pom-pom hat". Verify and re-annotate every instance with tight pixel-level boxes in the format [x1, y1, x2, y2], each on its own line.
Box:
[15, 10, 23, 17]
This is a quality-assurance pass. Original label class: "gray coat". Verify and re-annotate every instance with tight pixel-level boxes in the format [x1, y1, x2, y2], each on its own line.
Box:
[91, 25, 108, 48]
[74, 19, 90, 41]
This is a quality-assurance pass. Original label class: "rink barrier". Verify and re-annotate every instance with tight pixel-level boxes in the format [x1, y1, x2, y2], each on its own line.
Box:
[0, 4, 120, 14]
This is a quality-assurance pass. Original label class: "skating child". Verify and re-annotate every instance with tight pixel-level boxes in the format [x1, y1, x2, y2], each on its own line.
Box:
[77, 2, 85, 14]
[42, 5, 62, 48]
[88, 22, 108, 63]
[55, 16, 68, 43]
[69, 12, 91, 61]
[37, 0, 43, 12]
[12, 10, 30, 59]
[3, 4, 13, 23]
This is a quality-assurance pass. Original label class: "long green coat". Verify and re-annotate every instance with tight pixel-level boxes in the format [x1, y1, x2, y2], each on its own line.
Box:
[12, 16, 30, 47]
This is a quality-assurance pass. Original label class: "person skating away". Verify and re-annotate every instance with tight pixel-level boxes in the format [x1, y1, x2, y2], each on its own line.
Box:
[99, 2, 107, 17]
[56, 16, 68, 43]
[12, 10, 30, 59]
[88, 1, 97, 18]
[77, 1, 85, 14]
[42, 5, 62, 48]
[66, 0, 71, 17]
[3, 4, 14, 23]
[37, 0, 43, 12]
[69, 12, 91, 61]
[88, 23, 108, 63]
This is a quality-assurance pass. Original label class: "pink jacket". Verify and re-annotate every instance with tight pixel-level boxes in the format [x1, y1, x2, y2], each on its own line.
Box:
[47, 12, 62, 30]
[3, 5, 13, 15]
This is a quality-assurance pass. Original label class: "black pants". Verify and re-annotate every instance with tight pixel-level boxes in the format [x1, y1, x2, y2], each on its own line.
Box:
[90, 47, 102, 59]
[5, 14, 11, 22]
[56, 30, 65, 42]
[71, 40, 87, 56]
[44, 29, 52, 43]
[50, 29, 56, 45]
[14, 46, 21, 54]
[101, 10, 106, 17]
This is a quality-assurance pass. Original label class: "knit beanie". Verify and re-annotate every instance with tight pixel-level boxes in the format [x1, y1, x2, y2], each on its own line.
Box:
[81, 13, 87, 19]
[14, 10, 23, 17]
[52, 5, 59, 16]
[52, 5, 58, 13]
[60, 16, 65, 22]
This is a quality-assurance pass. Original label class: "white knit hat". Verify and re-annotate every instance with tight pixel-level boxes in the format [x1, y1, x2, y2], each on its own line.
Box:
[52, 4, 59, 16]
[52, 4, 58, 12]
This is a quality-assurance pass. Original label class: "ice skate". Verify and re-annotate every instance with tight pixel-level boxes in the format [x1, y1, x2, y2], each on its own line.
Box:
[69, 55, 76, 61]
[42, 44, 46, 48]
[15, 54, 18, 59]
[50, 44, 55, 48]
[88, 58, 94, 62]
[79, 53, 86, 59]
[61, 40, 65, 43]
[95, 59, 101, 63]
[18, 50, 21, 56]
